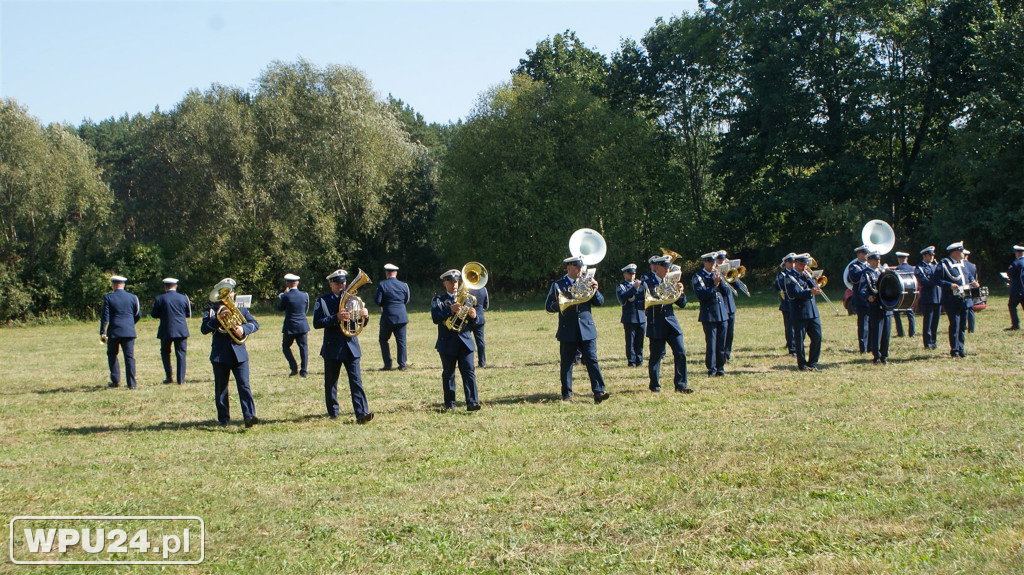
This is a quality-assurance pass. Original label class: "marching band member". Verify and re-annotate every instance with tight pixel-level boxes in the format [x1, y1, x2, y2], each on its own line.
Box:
[645, 255, 690, 392]
[859, 252, 892, 364]
[151, 277, 191, 384]
[786, 254, 823, 371]
[693, 253, 729, 377]
[432, 269, 481, 411]
[892, 252, 916, 338]
[544, 256, 610, 403]
[313, 269, 373, 423]
[1007, 244, 1024, 330]
[201, 278, 259, 427]
[937, 242, 978, 358]
[278, 273, 310, 377]
[615, 263, 646, 367]
[774, 253, 797, 356]
[100, 275, 141, 389]
[714, 251, 736, 362]
[963, 250, 978, 333]
[915, 246, 942, 349]
[375, 263, 410, 371]
[847, 246, 871, 353]
[469, 284, 490, 367]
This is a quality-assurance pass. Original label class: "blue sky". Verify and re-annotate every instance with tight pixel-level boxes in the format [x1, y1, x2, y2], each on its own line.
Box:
[1, 1, 698, 127]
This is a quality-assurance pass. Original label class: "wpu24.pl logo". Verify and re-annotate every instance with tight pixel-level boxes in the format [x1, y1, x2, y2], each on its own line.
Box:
[9, 516, 204, 565]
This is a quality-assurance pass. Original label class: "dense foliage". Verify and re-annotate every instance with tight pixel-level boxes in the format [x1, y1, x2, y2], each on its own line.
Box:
[2, 2, 1021, 321]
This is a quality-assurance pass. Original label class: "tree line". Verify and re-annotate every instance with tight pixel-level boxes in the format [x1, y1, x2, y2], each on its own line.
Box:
[2, 0, 1021, 322]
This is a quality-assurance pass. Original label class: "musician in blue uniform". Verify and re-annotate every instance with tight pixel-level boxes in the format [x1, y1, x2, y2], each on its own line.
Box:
[937, 242, 979, 358]
[544, 256, 610, 403]
[151, 277, 191, 384]
[615, 263, 646, 367]
[774, 253, 797, 356]
[859, 252, 892, 364]
[468, 285, 489, 367]
[100, 275, 142, 389]
[963, 250, 978, 333]
[200, 278, 260, 427]
[1007, 245, 1024, 330]
[374, 263, 410, 371]
[714, 251, 737, 362]
[915, 246, 942, 349]
[313, 269, 373, 423]
[644, 255, 690, 392]
[891, 252, 916, 338]
[786, 254, 823, 371]
[431, 269, 481, 411]
[846, 246, 871, 353]
[693, 253, 730, 377]
[278, 273, 310, 377]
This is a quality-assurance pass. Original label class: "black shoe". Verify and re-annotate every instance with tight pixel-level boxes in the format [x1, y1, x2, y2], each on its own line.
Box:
[162, 378, 173, 384]
[379, 366, 393, 371]
[356, 412, 375, 424]
[1006, 326, 1020, 331]
[289, 370, 298, 377]
[594, 391, 610, 403]
[300, 371, 307, 378]
[478, 363, 487, 368]
[561, 395, 574, 403]
[244, 417, 259, 428]
[650, 385, 661, 392]
[127, 385, 136, 390]
[880, 359, 888, 365]
[676, 387, 693, 394]
[398, 365, 407, 372]
[467, 403, 481, 412]
[443, 404, 456, 411]
[177, 381, 183, 385]
[219, 421, 229, 427]
[328, 414, 338, 420]
[872, 358, 880, 364]
[107, 381, 119, 388]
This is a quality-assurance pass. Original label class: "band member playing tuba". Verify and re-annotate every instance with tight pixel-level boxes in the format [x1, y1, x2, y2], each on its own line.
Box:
[644, 255, 690, 392]
[431, 269, 481, 411]
[201, 278, 260, 427]
[545, 256, 610, 403]
[313, 269, 373, 423]
[694, 253, 730, 377]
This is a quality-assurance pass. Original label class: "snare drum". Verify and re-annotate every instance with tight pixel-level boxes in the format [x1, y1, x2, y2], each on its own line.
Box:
[878, 270, 919, 311]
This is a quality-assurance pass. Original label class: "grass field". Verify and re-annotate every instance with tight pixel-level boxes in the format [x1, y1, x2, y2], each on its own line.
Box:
[2, 293, 1023, 573]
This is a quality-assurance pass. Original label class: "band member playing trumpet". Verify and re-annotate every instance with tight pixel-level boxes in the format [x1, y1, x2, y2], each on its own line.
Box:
[431, 269, 481, 411]
[774, 254, 798, 356]
[201, 278, 259, 427]
[313, 269, 373, 423]
[100, 275, 141, 389]
[786, 254, 823, 372]
[694, 253, 729, 377]
[645, 255, 690, 392]
[938, 242, 978, 358]
[859, 252, 892, 364]
[1007, 244, 1024, 330]
[278, 273, 310, 377]
[915, 246, 942, 349]
[544, 256, 610, 403]
[616, 263, 646, 367]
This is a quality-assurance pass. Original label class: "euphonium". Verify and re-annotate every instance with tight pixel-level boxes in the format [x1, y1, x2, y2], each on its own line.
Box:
[209, 278, 249, 345]
[644, 270, 683, 309]
[339, 269, 372, 337]
[446, 262, 488, 331]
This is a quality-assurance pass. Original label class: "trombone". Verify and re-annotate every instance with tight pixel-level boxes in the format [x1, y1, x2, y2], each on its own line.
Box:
[807, 267, 842, 316]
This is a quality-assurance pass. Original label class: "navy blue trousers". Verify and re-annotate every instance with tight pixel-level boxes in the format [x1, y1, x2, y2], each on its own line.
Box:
[471, 324, 486, 366]
[159, 337, 187, 383]
[868, 312, 891, 361]
[379, 322, 408, 368]
[793, 318, 822, 369]
[559, 340, 605, 398]
[282, 332, 308, 374]
[648, 334, 687, 390]
[920, 303, 941, 347]
[1010, 294, 1023, 329]
[701, 320, 726, 376]
[324, 357, 368, 418]
[855, 308, 869, 353]
[622, 323, 645, 366]
[781, 310, 795, 354]
[439, 349, 477, 407]
[945, 307, 969, 356]
[725, 313, 735, 359]
[106, 337, 136, 388]
[212, 361, 256, 424]
[894, 310, 915, 337]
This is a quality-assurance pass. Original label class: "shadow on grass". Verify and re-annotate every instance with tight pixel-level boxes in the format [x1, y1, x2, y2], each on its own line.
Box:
[33, 384, 109, 395]
[53, 413, 326, 435]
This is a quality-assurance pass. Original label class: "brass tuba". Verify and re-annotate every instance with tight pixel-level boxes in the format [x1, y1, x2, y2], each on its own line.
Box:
[557, 229, 606, 313]
[446, 262, 488, 331]
[339, 269, 372, 337]
[209, 278, 250, 344]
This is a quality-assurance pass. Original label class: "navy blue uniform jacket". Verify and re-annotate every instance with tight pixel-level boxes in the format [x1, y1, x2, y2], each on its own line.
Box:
[151, 290, 191, 339]
[101, 289, 141, 338]
[201, 305, 259, 364]
[1008, 257, 1024, 296]
[692, 269, 730, 323]
[643, 276, 687, 338]
[937, 258, 976, 310]
[469, 287, 489, 326]
[915, 261, 942, 305]
[375, 278, 410, 324]
[785, 272, 821, 320]
[277, 289, 311, 334]
[615, 280, 646, 324]
[313, 292, 364, 360]
[545, 275, 603, 342]
[431, 292, 477, 354]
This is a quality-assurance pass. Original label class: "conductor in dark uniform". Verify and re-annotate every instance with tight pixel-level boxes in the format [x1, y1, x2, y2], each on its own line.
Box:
[859, 252, 892, 364]
[892, 252, 916, 338]
[100, 275, 142, 389]
[469, 285, 489, 367]
[615, 263, 646, 367]
[313, 269, 374, 423]
[201, 278, 260, 427]
[374, 263, 410, 371]
[847, 246, 871, 353]
[693, 253, 729, 377]
[714, 251, 737, 362]
[431, 269, 481, 411]
[151, 277, 191, 384]
[278, 273, 310, 377]
[645, 255, 690, 392]
[786, 254, 823, 371]
[544, 256, 610, 403]
[915, 246, 942, 349]
[1007, 244, 1024, 330]
[774, 253, 797, 356]
[937, 242, 978, 358]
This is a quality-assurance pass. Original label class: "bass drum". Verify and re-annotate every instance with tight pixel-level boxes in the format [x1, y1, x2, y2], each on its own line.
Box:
[878, 270, 919, 311]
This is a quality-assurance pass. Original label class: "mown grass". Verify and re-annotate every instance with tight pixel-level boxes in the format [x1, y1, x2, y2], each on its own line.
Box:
[1, 293, 1022, 573]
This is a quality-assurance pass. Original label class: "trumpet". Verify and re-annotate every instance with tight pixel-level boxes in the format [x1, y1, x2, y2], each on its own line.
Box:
[446, 262, 488, 331]
[339, 269, 372, 337]
[209, 278, 250, 344]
